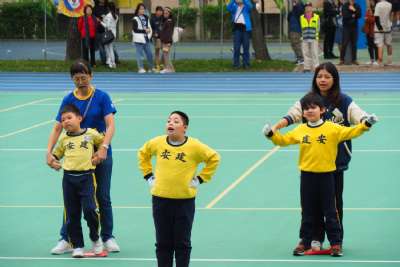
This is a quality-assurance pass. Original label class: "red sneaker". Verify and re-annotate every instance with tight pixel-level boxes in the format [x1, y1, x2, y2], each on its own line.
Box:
[293, 242, 310, 256]
[330, 244, 343, 257]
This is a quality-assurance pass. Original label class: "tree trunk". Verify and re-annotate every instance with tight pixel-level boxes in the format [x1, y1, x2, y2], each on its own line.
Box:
[65, 17, 81, 61]
[250, 4, 271, 60]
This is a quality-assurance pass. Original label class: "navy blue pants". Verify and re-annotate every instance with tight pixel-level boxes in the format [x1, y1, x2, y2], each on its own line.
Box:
[62, 171, 99, 248]
[299, 171, 342, 247]
[311, 170, 344, 243]
[152, 196, 195, 267]
[60, 157, 114, 242]
[233, 27, 251, 68]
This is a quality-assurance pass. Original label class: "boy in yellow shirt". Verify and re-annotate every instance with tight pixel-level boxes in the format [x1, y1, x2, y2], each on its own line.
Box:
[138, 111, 220, 267]
[263, 93, 377, 257]
[49, 104, 104, 258]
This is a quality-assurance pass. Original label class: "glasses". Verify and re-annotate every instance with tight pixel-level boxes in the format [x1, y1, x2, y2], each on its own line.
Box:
[72, 75, 90, 83]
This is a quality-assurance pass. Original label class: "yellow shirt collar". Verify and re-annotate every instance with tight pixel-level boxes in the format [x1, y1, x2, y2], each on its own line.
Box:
[73, 86, 95, 100]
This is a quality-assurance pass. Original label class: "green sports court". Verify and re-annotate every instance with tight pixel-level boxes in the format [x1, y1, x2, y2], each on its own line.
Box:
[0, 72, 399, 267]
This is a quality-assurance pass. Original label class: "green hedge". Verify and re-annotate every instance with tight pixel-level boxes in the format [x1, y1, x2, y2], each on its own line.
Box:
[202, 4, 232, 40]
[0, 0, 63, 39]
[172, 7, 197, 28]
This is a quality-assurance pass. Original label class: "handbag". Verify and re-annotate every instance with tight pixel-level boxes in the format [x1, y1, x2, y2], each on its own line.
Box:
[101, 30, 115, 45]
[172, 27, 183, 43]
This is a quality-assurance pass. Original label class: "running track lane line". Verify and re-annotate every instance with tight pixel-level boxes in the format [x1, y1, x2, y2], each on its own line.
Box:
[0, 98, 56, 113]
[0, 257, 399, 264]
[0, 120, 54, 139]
[205, 146, 281, 209]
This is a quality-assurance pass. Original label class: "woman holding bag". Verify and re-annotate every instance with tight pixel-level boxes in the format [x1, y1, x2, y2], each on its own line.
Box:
[100, 2, 119, 69]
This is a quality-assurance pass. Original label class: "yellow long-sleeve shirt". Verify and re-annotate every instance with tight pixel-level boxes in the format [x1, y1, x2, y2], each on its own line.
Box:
[53, 128, 104, 171]
[271, 121, 370, 172]
[138, 135, 220, 199]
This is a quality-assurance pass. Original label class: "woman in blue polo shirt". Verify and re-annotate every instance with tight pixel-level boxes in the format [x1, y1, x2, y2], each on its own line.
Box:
[46, 59, 120, 254]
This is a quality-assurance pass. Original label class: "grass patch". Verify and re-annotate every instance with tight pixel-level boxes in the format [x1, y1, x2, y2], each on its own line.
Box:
[0, 59, 295, 72]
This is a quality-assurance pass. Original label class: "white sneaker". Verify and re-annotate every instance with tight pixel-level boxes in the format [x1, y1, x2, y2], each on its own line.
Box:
[372, 61, 379, 66]
[92, 239, 104, 255]
[311, 240, 322, 251]
[160, 69, 172, 74]
[72, 247, 84, 258]
[51, 240, 73, 255]
[138, 68, 146, 74]
[104, 238, 120, 253]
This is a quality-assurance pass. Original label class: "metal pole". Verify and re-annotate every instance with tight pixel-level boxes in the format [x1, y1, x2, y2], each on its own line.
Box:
[279, 8, 282, 57]
[219, 0, 224, 60]
[44, 0, 48, 60]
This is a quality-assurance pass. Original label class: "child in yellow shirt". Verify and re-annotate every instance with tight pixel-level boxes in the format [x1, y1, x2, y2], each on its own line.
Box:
[49, 104, 104, 258]
[138, 111, 220, 267]
[263, 93, 377, 257]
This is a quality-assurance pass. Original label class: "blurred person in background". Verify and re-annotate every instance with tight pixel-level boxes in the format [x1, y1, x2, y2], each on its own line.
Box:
[132, 3, 155, 73]
[159, 7, 175, 74]
[227, 0, 253, 69]
[151, 6, 164, 72]
[288, 0, 305, 65]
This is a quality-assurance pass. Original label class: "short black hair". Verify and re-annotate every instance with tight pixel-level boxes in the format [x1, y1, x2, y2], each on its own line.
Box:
[155, 6, 163, 11]
[70, 59, 92, 77]
[61, 104, 81, 117]
[300, 92, 325, 110]
[170, 111, 189, 126]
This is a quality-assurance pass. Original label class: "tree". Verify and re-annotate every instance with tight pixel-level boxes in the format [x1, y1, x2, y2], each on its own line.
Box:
[65, 16, 81, 61]
[250, 0, 271, 60]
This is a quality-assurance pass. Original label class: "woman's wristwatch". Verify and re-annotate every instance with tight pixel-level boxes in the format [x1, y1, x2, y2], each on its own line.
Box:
[101, 144, 109, 150]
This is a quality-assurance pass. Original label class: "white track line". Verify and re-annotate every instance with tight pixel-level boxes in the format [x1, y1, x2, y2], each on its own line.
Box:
[116, 115, 400, 119]
[0, 120, 54, 139]
[206, 146, 280, 209]
[32, 103, 400, 106]
[119, 97, 400, 101]
[0, 257, 399, 264]
[0, 205, 399, 211]
[1, 148, 399, 152]
[0, 98, 55, 113]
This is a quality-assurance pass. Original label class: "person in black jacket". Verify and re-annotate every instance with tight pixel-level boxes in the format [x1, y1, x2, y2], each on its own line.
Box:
[151, 6, 164, 71]
[323, 0, 339, 59]
[339, 0, 361, 64]
[288, 0, 305, 64]
[159, 7, 175, 73]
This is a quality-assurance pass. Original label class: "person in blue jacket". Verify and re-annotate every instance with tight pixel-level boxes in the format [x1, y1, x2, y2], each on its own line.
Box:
[227, 0, 253, 69]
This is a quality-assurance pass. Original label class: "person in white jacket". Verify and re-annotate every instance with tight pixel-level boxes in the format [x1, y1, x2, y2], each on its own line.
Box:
[100, 2, 118, 69]
[132, 3, 154, 73]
